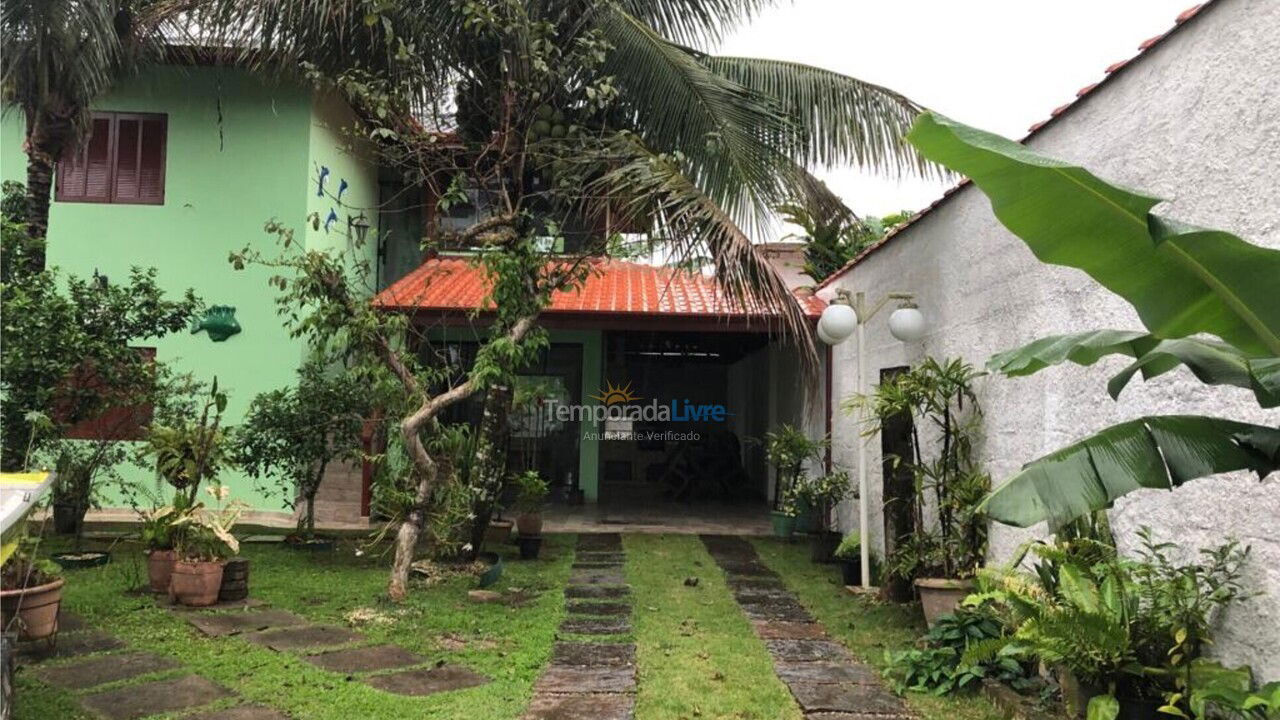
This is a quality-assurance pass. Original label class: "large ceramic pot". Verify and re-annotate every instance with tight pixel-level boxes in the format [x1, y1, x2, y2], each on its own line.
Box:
[809, 531, 841, 564]
[914, 577, 975, 628]
[515, 512, 543, 538]
[485, 519, 514, 547]
[169, 559, 225, 607]
[147, 550, 176, 593]
[218, 558, 250, 602]
[0, 577, 65, 640]
[770, 511, 796, 538]
[517, 535, 543, 560]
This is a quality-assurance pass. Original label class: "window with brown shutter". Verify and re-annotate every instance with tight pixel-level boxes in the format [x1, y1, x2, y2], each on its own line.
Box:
[56, 112, 166, 205]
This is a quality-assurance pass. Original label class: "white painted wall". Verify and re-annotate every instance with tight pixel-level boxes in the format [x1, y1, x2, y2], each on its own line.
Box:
[822, 0, 1280, 679]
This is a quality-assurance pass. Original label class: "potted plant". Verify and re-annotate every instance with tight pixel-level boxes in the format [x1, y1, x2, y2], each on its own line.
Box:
[851, 357, 989, 624]
[511, 470, 548, 559]
[834, 532, 866, 586]
[794, 469, 852, 563]
[235, 360, 368, 550]
[168, 486, 245, 606]
[760, 424, 828, 538]
[0, 534, 64, 641]
[143, 379, 229, 507]
[137, 497, 191, 593]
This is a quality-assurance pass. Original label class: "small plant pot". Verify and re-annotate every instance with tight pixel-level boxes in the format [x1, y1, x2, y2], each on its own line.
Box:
[485, 519, 514, 547]
[477, 552, 504, 588]
[770, 511, 796, 538]
[915, 577, 976, 628]
[218, 558, 250, 602]
[809, 531, 841, 564]
[515, 512, 543, 538]
[838, 558, 862, 586]
[50, 551, 111, 570]
[517, 535, 544, 560]
[0, 577, 65, 641]
[147, 550, 176, 593]
[169, 560, 225, 607]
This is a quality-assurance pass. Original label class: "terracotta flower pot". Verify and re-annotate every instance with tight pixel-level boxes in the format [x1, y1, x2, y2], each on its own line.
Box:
[147, 550, 176, 593]
[914, 577, 975, 628]
[485, 519, 513, 547]
[516, 512, 543, 537]
[0, 577, 65, 641]
[169, 559, 225, 607]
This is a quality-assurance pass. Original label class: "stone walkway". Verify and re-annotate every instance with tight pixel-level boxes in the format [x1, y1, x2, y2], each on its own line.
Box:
[184, 604, 489, 698]
[523, 533, 636, 720]
[699, 535, 915, 719]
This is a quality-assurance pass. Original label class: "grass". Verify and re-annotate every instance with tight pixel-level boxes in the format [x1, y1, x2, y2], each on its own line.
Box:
[14, 534, 576, 720]
[751, 537, 1006, 720]
[626, 534, 801, 720]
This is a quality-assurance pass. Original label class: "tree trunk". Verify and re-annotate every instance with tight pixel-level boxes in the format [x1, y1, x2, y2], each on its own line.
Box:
[387, 418, 439, 602]
[467, 385, 513, 559]
[23, 111, 72, 271]
[879, 367, 917, 603]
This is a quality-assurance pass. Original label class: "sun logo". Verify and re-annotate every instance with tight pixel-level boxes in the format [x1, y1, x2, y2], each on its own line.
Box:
[591, 380, 641, 406]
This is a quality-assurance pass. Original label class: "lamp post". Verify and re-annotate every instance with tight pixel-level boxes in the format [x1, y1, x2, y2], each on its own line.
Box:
[817, 290, 925, 589]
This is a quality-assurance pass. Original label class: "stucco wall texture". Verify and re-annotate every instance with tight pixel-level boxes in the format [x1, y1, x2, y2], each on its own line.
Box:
[822, 0, 1280, 679]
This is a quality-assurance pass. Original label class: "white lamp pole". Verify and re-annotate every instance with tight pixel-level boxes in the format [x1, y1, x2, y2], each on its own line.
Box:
[817, 290, 924, 589]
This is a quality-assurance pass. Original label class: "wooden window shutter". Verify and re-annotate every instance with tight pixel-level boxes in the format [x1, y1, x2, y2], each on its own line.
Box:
[111, 114, 166, 204]
[56, 115, 114, 202]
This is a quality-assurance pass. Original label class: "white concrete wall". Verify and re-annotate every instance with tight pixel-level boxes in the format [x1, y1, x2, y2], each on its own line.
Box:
[822, 0, 1280, 679]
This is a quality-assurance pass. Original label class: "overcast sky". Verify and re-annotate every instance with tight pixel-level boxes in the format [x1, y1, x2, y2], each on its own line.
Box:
[716, 0, 1194, 219]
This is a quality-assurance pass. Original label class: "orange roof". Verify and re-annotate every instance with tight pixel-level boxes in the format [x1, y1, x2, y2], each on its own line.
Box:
[374, 256, 825, 319]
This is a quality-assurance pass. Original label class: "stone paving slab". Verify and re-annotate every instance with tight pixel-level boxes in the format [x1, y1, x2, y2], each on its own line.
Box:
[523, 692, 635, 720]
[807, 713, 915, 720]
[161, 597, 268, 612]
[719, 560, 779, 578]
[565, 601, 630, 616]
[733, 585, 794, 601]
[534, 665, 637, 694]
[303, 644, 425, 674]
[565, 585, 630, 600]
[754, 621, 829, 640]
[79, 674, 233, 720]
[571, 561, 623, 570]
[575, 552, 626, 563]
[774, 661, 879, 686]
[550, 642, 635, 668]
[740, 597, 814, 622]
[34, 651, 180, 690]
[790, 683, 910, 715]
[187, 610, 307, 638]
[765, 639, 854, 663]
[17, 629, 124, 662]
[559, 617, 632, 635]
[363, 664, 490, 696]
[242, 625, 364, 652]
[727, 576, 787, 592]
[570, 569, 626, 585]
[185, 706, 293, 720]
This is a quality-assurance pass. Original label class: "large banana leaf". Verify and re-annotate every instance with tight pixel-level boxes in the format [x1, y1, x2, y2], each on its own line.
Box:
[988, 331, 1280, 408]
[907, 112, 1280, 357]
[982, 415, 1280, 528]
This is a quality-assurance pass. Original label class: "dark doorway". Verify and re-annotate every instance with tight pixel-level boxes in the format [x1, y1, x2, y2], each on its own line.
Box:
[879, 365, 916, 602]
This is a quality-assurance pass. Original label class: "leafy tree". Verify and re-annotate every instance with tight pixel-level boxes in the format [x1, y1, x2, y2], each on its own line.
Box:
[1, 0, 189, 264]
[908, 113, 1280, 531]
[779, 199, 913, 283]
[235, 361, 371, 539]
[1, 182, 200, 473]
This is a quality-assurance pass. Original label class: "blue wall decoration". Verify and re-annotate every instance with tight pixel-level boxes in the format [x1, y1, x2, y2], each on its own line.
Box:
[324, 208, 339, 233]
[191, 306, 242, 342]
[316, 165, 330, 197]
[337, 178, 349, 202]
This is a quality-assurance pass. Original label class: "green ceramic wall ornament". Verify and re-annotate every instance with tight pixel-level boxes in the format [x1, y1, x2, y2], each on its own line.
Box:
[191, 305, 241, 342]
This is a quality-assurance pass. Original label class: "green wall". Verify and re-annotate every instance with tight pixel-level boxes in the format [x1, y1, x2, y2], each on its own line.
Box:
[1, 66, 377, 514]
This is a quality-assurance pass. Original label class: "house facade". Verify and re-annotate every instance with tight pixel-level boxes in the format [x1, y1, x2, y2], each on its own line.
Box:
[818, 0, 1280, 679]
[2, 63, 380, 523]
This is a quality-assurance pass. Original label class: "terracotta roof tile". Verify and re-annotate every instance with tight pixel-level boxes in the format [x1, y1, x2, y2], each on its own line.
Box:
[374, 257, 825, 319]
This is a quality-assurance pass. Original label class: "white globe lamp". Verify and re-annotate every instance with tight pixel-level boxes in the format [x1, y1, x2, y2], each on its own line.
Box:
[888, 305, 927, 342]
[817, 303, 858, 345]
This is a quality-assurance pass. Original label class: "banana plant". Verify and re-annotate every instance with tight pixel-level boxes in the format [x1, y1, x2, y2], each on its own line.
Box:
[906, 112, 1280, 530]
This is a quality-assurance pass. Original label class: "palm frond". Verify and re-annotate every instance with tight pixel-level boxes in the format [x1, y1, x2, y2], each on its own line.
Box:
[701, 54, 939, 178]
[588, 133, 821, 389]
[610, 0, 777, 47]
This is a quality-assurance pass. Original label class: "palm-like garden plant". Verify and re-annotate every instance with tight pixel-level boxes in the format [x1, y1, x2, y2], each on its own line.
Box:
[1, 0, 189, 266]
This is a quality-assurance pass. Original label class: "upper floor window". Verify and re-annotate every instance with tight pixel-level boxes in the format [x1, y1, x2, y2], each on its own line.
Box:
[56, 112, 167, 205]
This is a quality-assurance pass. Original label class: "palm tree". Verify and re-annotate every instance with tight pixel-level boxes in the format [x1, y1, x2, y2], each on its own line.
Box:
[1, 0, 187, 267]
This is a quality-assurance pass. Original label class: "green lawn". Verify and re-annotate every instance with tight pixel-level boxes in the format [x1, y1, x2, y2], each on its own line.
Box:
[751, 537, 1006, 720]
[15, 535, 576, 720]
[626, 534, 800, 720]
